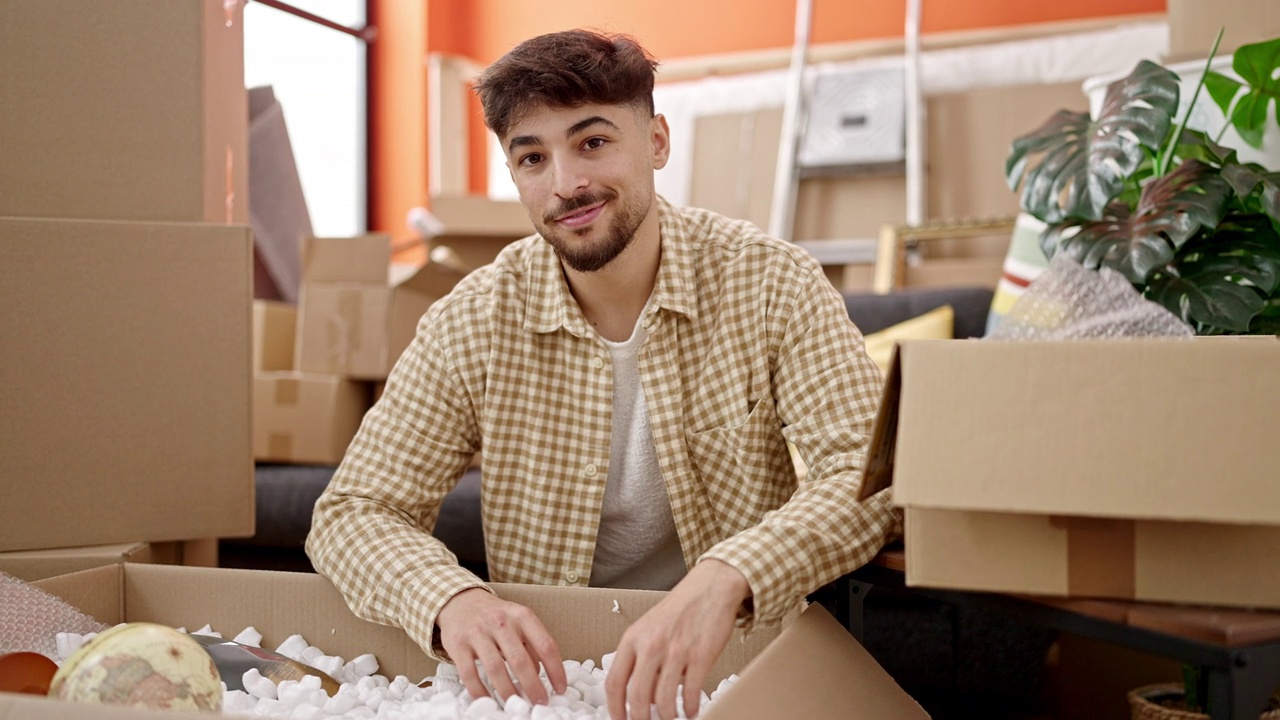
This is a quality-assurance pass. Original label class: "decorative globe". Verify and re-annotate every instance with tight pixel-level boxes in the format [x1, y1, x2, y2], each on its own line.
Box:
[49, 622, 222, 711]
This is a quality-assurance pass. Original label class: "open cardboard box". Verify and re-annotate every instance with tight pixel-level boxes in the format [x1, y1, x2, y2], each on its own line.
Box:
[858, 338, 1280, 609]
[425, 195, 534, 271]
[4, 564, 927, 718]
[295, 234, 466, 380]
[0, 217, 254, 553]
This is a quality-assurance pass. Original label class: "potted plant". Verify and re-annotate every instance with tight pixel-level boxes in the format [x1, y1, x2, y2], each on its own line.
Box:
[1004, 33, 1280, 336]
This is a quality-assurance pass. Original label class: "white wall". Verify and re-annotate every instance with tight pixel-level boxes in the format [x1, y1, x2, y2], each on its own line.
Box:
[244, 1, 367, 236]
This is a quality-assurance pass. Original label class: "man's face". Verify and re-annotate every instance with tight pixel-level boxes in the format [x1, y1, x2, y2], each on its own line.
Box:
[502, 102, 670, 273]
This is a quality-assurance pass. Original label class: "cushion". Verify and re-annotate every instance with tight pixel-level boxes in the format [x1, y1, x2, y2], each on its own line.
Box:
[986, 213, 1051, 335]
[862, 304, 955, 374]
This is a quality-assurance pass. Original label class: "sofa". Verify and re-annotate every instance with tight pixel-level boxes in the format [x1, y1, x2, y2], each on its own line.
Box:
[221, 285, 1051, 718]
[221, 285, 996, 573]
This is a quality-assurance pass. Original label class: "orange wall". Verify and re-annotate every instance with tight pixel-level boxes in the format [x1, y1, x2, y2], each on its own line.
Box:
[372, 0, 1166, 246]
[466, 0, 1166, 64]
[368, 0, 427, 243]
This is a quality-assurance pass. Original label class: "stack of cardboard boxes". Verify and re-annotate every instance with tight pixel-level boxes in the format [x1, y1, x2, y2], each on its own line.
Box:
[250, 194, 532, 466]
[251, 236, 468, 466]
[0, 0, 254, 579]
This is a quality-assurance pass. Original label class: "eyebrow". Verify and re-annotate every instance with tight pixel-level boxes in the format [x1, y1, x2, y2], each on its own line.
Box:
[507, 115, 622, 155]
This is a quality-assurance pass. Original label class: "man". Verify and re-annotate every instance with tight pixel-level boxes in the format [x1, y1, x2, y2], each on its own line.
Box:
[307, 29, 901, 720]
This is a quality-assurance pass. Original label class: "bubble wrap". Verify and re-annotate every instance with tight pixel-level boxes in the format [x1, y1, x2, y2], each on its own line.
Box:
[0, 570, 107, 658]
[988, 254, 1194, 340]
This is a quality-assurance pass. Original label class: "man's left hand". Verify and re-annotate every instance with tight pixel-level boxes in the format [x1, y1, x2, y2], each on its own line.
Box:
[605, 559, 751, 720]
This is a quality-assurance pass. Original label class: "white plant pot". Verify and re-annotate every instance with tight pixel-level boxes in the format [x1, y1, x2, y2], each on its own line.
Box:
[1083, 56, 1280, 168]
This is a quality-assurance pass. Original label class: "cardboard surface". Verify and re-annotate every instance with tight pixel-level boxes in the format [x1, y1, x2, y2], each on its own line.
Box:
[8, 565, 923, 719]
[296, 235, 465, 379]
[885, 340, 1280, 523]
[253, 372, 371, 464]
[906, 508, 1280, 608]
[253, 301, 297, 372]
[0, 542, 180, 583]
[1168, 0, 1280, 61]
[0, 217, 254, 552]
[425, 195, 534, 271]
[0, 0, 247, 224]
[860, 339, 1280, 608]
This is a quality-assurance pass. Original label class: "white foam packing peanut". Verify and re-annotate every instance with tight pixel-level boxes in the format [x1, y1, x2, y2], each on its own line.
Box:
[47, 623, 738, 719]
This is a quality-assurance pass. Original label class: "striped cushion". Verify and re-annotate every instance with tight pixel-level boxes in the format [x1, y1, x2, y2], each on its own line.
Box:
[986, 213, 1051, 335]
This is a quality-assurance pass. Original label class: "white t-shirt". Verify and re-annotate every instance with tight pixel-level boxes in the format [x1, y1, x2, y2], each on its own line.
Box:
[588, 314, 686, 590]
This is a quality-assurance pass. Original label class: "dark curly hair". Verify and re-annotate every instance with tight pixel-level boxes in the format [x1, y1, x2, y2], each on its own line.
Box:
[474, 29, 659, 139]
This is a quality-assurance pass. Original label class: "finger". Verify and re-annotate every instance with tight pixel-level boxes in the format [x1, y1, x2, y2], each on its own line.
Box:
[492, 630, 543, 704]
[626, 651, 661, 720]
[605, 647, 636, 720]
[473, 642, 520, 702]
[681, 663, 710, 719]
[519, 619, 566, 697]
[451, 646, 491, 701]
[652, 658, 685, 720]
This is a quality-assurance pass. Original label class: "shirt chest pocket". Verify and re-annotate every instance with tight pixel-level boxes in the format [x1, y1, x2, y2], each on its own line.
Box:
[685, 396, 796, 531]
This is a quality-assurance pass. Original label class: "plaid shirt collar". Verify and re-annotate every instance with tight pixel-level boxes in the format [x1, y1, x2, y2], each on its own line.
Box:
[523, 195, 699, 337]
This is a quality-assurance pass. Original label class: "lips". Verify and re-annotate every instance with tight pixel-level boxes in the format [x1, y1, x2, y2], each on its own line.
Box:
[555, 202, 604, 228]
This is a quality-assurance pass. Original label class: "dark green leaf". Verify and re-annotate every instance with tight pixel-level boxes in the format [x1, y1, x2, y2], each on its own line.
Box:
[1146, 270, 1265, 332]
[1006, 61, 1179, 223]
[1263, 175, 1280, 219]
[1222, 163, 1265, 198]
[1249, 298, 1280, 334]
[1182, 214, 1280, 292]
[1045, 161, 1231, 283]
[1174, 127, 1237, 166]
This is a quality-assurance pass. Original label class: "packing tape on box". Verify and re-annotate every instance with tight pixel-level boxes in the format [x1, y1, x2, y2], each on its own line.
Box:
[1049, 516, 1136, 599]
[274, 378, 300, 406]
[325, 291, 363, 369]
[268, 432, 293, 460]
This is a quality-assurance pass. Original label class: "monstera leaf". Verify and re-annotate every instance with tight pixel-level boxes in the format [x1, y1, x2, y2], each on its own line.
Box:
[1144, 215, 1280, 332]
[1007, 60, 1181, 223]
[1205, 38, 1280, 149]
[1042, 160, 1231, 283]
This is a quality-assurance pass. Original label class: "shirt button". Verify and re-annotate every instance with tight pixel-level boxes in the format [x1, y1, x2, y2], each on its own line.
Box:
[566, 570, 580, 583]
[584, 463, 598, 477]
[591, 356, 605, 369]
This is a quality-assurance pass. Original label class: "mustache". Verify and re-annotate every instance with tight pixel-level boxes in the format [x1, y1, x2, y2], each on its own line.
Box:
[545, 190, 616, 224]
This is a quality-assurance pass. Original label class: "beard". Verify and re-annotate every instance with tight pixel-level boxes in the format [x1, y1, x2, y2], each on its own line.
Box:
[537, 188, 650, 273]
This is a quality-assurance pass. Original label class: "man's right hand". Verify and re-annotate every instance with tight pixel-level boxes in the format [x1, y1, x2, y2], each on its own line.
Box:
[436, 588, 568, 704]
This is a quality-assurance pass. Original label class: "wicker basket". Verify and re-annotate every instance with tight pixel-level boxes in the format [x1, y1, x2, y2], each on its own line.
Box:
[1129, 684, 1280, 720]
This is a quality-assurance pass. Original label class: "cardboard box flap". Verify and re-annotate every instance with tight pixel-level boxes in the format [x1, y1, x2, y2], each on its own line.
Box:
[857, 345, 902, 502]
[32, 564, 125, 626]
[302, 234, 391, 284]
[427, 194, 534, 238]
[396, 259, 468, 295]
[890, 339, 1280, 525]
[703, 604, 928, 720]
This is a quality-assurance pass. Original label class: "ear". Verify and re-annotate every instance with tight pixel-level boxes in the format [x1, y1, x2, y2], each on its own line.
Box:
[650, 114, 671, 170]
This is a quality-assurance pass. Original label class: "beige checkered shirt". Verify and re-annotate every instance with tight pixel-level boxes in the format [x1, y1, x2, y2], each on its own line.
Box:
[307, 197, 902, 660]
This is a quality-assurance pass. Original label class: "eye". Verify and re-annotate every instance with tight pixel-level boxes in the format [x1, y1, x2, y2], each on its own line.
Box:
[583, 137, 607, 151]
[518, 153, 544, 168]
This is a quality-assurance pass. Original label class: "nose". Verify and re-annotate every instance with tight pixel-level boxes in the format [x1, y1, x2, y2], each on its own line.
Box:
[551, 155, 589, 199]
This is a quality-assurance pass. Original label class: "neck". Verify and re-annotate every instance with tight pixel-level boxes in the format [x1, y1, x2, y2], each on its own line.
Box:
[564, 208, 661, 342]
